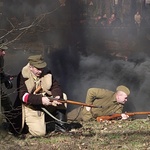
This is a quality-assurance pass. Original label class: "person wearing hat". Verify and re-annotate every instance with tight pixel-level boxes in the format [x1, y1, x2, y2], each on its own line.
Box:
[11, 54, 68, 137]
[0, 43, 13, 126]
[67, 85, 130, 121]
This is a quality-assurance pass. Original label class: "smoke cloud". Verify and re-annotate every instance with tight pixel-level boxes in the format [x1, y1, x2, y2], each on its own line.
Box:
[2, 1, 150, 114]
[46, 46, 150, 112]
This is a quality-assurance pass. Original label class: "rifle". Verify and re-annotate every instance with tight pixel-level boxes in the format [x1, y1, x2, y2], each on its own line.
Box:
[48, 97, 102, 108]
[96, 111, 150, 122]
[34, 85, 102, 108]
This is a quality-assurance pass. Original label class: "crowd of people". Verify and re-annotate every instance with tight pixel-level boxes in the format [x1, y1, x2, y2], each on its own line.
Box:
[81, 11, 145, 29]
[0, 41, 132, 138]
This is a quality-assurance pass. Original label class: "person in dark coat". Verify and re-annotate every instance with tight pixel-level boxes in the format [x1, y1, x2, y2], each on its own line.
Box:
[0, 42, 13, 126]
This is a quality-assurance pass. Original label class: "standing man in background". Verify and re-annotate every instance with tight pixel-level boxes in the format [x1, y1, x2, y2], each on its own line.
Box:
[134, 11, 142, 36]
[0, 41, 13, 126]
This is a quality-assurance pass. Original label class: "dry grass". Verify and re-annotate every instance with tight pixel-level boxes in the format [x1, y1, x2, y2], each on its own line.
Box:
[0, 118, 150, 150]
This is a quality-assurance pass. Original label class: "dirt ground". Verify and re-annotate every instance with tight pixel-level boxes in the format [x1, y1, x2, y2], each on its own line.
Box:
[0, 118, 150, 150]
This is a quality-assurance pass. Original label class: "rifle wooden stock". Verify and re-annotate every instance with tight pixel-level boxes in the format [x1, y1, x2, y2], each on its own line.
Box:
[48, 97, 102, 108]
[96, 112, 150, 122]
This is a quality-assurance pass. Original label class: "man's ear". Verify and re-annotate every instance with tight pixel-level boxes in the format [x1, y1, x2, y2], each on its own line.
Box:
[29, 65, 33, 70]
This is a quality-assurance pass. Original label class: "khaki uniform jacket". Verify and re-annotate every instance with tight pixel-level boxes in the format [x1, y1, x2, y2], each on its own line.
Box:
[82, 88, 124, 121]
[67, 88, 124, 121]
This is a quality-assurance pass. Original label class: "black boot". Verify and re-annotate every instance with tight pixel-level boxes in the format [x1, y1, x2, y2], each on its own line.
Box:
[55, 109, 68, 133]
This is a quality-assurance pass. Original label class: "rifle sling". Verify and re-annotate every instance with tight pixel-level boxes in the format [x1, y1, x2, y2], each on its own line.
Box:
[41, 107, 67, 124]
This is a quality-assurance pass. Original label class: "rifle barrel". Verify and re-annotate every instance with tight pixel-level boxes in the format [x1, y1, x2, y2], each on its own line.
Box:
[34, 86, 102, 108]
[48, 98, 102, 108]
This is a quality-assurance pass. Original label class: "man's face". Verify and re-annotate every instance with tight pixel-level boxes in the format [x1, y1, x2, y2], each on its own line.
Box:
[0, 49, 6, 56]
[116, 91, 128, 104]
[29, 65, 43, 77]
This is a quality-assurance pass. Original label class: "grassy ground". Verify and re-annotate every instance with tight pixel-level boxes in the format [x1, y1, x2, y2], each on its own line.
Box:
[0, 118, 150, 150]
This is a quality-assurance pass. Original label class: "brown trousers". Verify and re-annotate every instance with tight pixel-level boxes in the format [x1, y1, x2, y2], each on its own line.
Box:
[67, 107, 83, 121]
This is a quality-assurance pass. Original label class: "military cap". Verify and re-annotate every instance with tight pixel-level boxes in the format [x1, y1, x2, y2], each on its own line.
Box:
[116, 85, 130, 96]
[0, 44, 8, 50]
[0, 39, 8, 50]
[28, 55, 47, 69]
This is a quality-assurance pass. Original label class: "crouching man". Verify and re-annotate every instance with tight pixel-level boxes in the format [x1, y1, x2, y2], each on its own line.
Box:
[11, 55, 68, 137]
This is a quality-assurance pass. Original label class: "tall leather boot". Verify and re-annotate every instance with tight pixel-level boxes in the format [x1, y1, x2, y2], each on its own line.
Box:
[55, 109, 68, 133]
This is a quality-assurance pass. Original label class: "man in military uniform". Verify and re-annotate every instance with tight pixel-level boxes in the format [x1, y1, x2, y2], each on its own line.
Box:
[12, 55, 68, 137]
[0, 43, 13, 125]
[67, 85, 130, 121]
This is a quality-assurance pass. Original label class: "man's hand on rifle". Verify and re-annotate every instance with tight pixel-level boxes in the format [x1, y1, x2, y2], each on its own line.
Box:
[85, 106, 91, 111]
[51, 96, 62, 106]
[42, 96, 62, 106]
[42, 97, 51, 106]
[121, 113, 129, 120]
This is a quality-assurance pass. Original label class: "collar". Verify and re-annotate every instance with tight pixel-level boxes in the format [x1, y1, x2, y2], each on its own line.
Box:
[31, 72, 39, 81]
